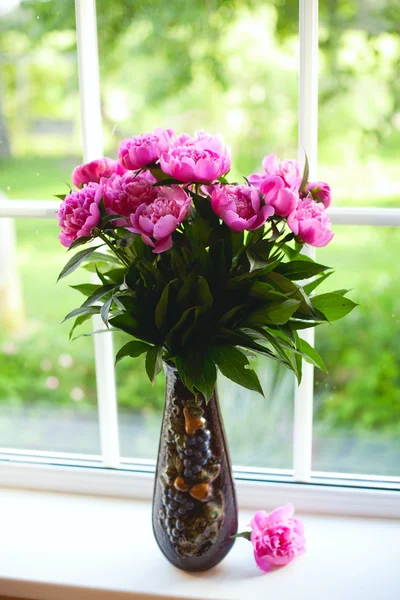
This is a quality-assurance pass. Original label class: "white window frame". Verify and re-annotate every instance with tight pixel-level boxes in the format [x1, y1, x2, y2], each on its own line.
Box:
[0, 0, 399, 517]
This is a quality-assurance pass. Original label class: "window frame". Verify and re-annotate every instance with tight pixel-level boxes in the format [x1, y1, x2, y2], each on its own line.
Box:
[0, 0, 399, 513]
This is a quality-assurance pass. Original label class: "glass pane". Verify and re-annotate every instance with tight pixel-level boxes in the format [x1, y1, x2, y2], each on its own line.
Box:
[313, 226, 400, 477]
[0, 219, 100, 454]
[108, 1, 299, 469]
[0, 1, 80, 199]
[319, 2, 400, 208]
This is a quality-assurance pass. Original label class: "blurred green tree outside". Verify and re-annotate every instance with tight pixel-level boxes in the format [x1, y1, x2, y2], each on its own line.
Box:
[0, 0, 398, 472]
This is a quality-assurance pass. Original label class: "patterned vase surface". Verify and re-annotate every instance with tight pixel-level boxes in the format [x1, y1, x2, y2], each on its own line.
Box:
[152, 362, 238, 571]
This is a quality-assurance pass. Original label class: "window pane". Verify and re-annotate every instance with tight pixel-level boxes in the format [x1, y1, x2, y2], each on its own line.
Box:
[97, 1, 299, 177]
[0, 219, 101, 454]
[105, 1, 299, 469]
[319, 2, 400, 208]
[313, 226, 400, 477]
[0, 1, 80, 199]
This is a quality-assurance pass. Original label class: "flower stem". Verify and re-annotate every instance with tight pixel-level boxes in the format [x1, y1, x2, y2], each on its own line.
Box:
[99, 233, 130, 267]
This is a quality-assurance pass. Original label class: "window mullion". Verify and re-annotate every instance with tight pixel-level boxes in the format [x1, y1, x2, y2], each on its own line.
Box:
[75, 0, 120, 468]
[293, 0, 319, 483]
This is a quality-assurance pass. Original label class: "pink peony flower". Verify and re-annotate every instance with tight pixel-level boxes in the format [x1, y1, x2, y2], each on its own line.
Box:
[58, 183, 102, 247]
[306, 181, 331, 208]
[159, 131, 231, 183]
[118, 128, 173, 171]
[288, 197, 334, 247]
[211, 184, 274, 232]
[128, 186, 192, 253]
[103, 173, 158, 227]
[250, 504, 305, 572]
[249, 154, 302, 191]
[72, 158, 125, 188]
[259, 176, 299, 217]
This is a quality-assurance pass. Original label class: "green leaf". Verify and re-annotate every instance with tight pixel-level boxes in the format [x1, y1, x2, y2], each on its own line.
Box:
[175, 355, 192, 391]
[217, 305, 244, 328]
[100, 295, 113, 327]
[112, 296, 126, 311]
[176, 272, 197, 307]
[67, 236, 93, 251]
[109, 314, 140, 336]
[105, 268, 126, 284]
[296, 336, 328, 372]
[288, 320, 320, 330]
[57, 245, 102, 281]
[246, 239, 275, 272]
[152, 178, 182, 186]
[95, 265, 109, 285]
[249, 282, 287, 302]
[251, 328, 293, 367]
[228, 256, 282, 286]
[100, 213, 125, 227]
[54, 193, 67, 200]
[311, 292, 357, 321]
[62, 305, 101, 324]
[276, 260, 330, 280]
[145, 345, 164, 384]
[216, 328, 284, 365]
[231, 531, 251, 541]
[165, 307, 197, 348]
[125, 263, 139, 290]
[303, 272, 332, 295]
[196, 276, 213, 307]
[68, 312, 94, 340]
[155, 280, 177, 331]
[81, 284, 117, 308]
[87, 251, 120, 264]
[71, 328, 116, 341]
[177, 349, 217, 401]
[191, 217, 213, 244]
[299, 153, 309, 193]
[281, 243, 301, 261]
[293, 344, 303, 384]
[244, 299, 301, 326]
[200, 355, 217, 401]
[246, 247, 269, 273]
[209, 345, 264, 396]
[70, 283, 100, 297]
[115, 341, 153, 364]
[192, 194, 220, 226]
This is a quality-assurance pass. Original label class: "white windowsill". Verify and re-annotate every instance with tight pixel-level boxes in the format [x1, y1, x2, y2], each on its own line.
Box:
[0, 488, 399, 600]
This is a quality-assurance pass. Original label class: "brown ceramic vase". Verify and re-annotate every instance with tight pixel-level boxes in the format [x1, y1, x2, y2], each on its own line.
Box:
[152, 362, 238, 571]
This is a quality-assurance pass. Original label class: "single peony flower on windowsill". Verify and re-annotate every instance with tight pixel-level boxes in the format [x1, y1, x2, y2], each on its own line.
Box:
[234, 504, 305, 573]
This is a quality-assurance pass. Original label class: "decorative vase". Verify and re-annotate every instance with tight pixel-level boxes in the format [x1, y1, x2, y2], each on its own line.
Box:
[152, 362, 238, 572]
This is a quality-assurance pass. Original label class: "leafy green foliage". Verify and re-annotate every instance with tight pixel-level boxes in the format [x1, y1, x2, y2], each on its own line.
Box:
[145, 345, 164, 384]
[115, 340, 153, 364]
[58, 205, 354, 398]
[311, 293, 357, 321]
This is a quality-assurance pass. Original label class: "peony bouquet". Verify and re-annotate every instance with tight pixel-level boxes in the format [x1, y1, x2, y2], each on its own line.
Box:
[56, 128, 356, 398]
